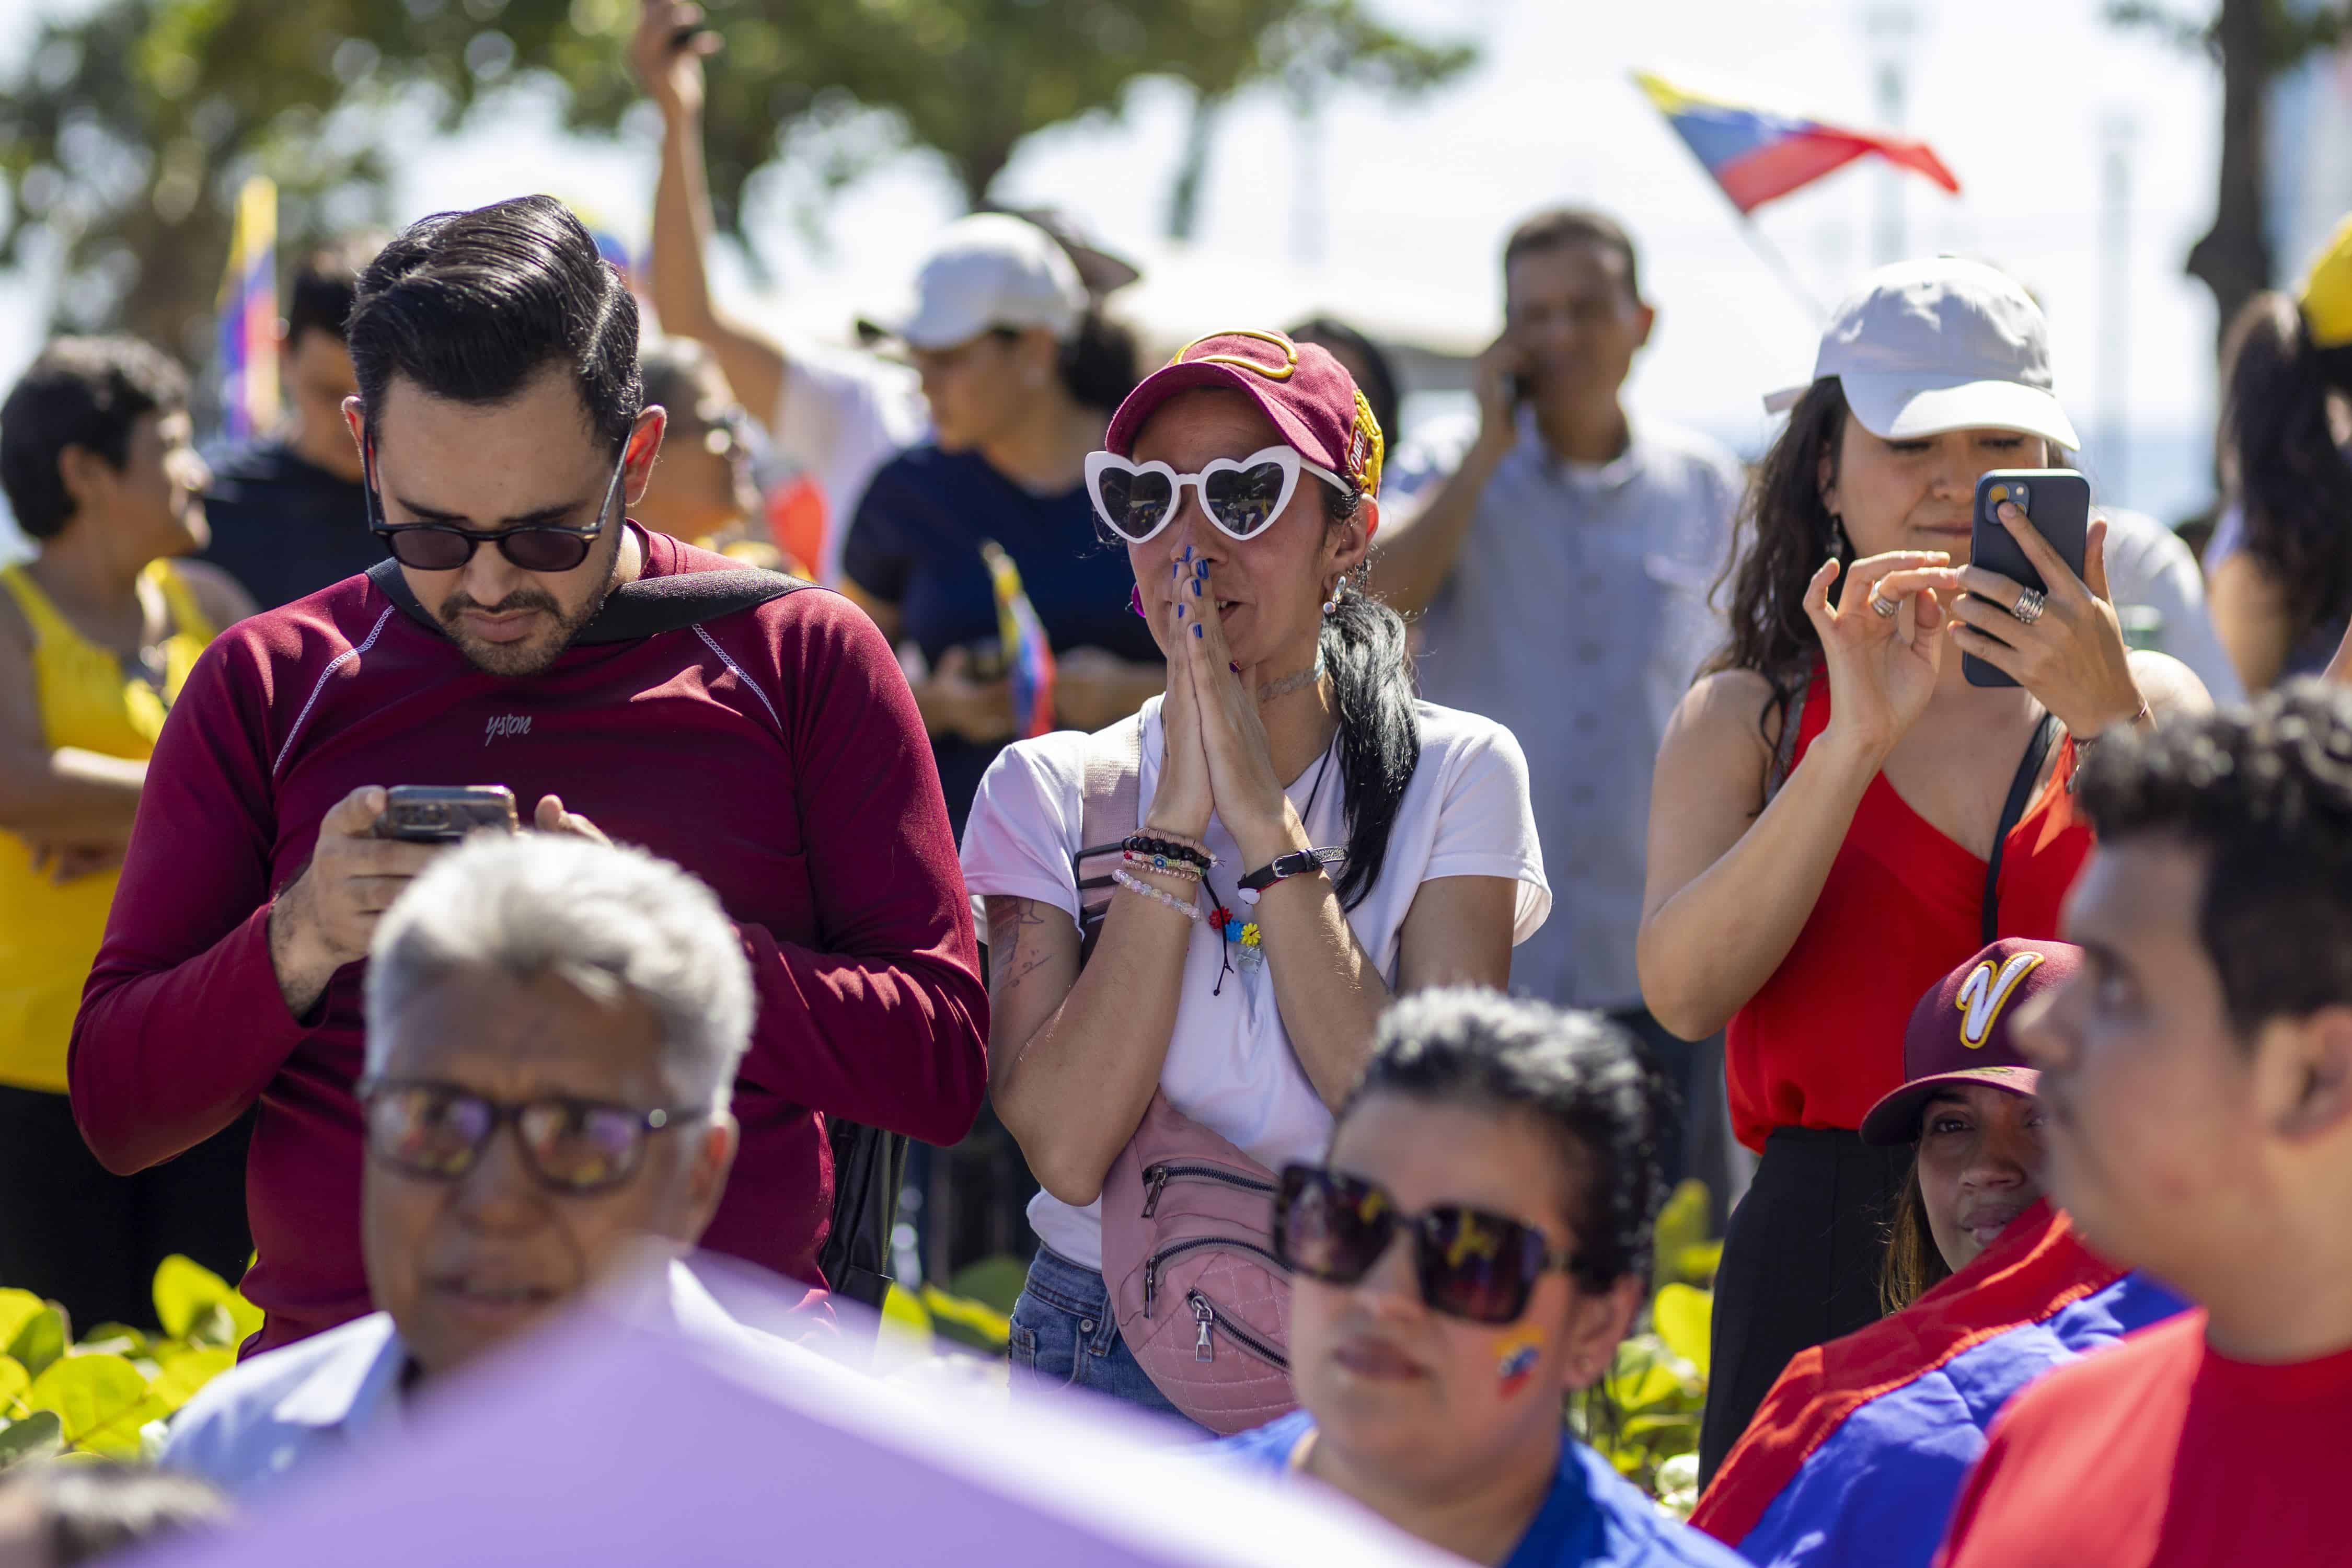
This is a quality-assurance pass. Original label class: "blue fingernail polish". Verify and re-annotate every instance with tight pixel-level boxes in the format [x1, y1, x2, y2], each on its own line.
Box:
[1196, 560, 1209, 579]
[1229, 661, 1240, 673]
[1193, 624, 1203, 639]
[1175, 604, 1185, 619]
[1191, 578, 1202, 595]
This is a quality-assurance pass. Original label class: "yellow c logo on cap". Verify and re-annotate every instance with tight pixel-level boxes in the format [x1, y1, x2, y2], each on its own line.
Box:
[1954, 952, 2046, 1048]
[1172, 328, 1299, 381]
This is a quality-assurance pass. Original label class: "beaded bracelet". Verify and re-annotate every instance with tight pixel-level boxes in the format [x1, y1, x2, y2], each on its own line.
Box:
[1113, 868, 1203, 920]
[1124, 831, 1215, 870]
[1122, 849, 1203, 882]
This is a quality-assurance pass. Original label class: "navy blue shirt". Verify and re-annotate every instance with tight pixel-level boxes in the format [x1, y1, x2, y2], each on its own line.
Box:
[199, 440, 389, 612]
[841, 445, 1157, 836]
[1217, 1412, 1745, 1568]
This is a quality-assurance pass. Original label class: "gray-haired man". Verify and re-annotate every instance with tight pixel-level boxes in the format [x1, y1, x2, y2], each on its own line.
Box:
[158, 834, 817, 1499]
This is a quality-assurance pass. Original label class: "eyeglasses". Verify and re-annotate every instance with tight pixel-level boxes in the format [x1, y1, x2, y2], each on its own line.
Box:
[364, 437, 629, 573]
[1273, 1164, 1581, 1325]
[1084, 445, 1342, 545]
[359, 1077, 706, 1195]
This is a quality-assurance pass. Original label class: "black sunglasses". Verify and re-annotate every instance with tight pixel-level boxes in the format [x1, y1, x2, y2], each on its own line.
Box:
[1273, 1164, 1580, 1325]
[359, 1077, 706, 1195]
[364, 436, 629, 573]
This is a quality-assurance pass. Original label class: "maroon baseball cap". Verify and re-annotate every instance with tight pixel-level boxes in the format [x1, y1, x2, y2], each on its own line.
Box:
[1105, 328, 1387, 499]
[1858, 938, 2080, 1146]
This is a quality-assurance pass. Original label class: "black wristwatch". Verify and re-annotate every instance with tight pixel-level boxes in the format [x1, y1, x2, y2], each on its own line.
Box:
[1237, 846, 1347, 904]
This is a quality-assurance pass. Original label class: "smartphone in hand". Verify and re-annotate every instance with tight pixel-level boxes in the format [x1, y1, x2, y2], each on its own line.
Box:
[1963, 469, 2092, 689]
[374, 785, 520, 844]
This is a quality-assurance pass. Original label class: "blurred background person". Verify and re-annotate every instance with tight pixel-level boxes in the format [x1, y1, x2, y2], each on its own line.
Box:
[633, 335, 788, 570]
[1371, 209, 1745, 1217]
[198, 233, 391, 610]
[1691, 940, 2183, 1568]
[1636, 259, 2208, 1483]
[0, 1463, 229, 1568]
[1287, 318, 1403, 475]
[0, 336, 255, 1333]
[1220, 990, 1743, 1568]
[2082, 503, 2242, 707]
[2203, 212, 2352, 693]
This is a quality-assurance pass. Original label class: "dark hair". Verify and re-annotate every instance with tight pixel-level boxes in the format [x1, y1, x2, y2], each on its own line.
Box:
[0, 336, 189, 539]
[1057, 310, 1140, 414]
[1318, 478, 1422, 909]
[1703, 376, 1849, 725]
[1881, 1160, 1954, 1313]
[1, 1462, 230, 1565]
[1341, 988, 1666, 1292]
[1503, 207, 1644, 304]
[1288, 317, 1402, 455]
[638, 336, 719, 426]
[2077, 680, 2352, 1040]
[347, 195, 641, 453]
[2218, 291, 2352, 645]
[285, 232, 388, 348]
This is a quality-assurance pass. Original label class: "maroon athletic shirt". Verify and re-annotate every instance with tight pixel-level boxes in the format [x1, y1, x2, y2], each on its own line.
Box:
[69, 525, 987, 1354]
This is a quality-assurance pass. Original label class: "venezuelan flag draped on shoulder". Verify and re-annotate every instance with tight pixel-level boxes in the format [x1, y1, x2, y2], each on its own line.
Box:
[1633, 71, 1959, 214]
[1689, 1201, 2183, 1568]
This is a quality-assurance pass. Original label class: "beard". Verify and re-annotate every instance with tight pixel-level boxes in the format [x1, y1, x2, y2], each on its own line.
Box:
[439, 576, 615, 677]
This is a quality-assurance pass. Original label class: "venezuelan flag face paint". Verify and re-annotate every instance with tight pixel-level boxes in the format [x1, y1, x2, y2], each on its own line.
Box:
[1496, 1328, 1544, 1398]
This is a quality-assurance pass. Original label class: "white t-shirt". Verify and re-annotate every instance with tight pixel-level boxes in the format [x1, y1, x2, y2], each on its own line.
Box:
[959, 696, 1550, 1271]
[772, 338, 930, 587]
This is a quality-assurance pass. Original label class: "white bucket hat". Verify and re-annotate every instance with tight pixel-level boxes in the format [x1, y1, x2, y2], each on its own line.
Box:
[859, 213, 1089, 352]
[1765, 257, 2080, 451]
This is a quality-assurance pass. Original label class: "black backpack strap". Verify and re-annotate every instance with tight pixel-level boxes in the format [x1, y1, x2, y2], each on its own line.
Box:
[366, 556, 808, 642]
[1982, 711, 2063, 946]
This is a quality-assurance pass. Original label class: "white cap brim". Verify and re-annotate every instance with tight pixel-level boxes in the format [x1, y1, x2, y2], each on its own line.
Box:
[1779, 372, 2079, 450]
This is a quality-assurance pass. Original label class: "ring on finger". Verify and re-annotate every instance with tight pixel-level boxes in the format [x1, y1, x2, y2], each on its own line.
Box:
[2012, 587, 2047, 626]
[1869, 590, 1900, 619]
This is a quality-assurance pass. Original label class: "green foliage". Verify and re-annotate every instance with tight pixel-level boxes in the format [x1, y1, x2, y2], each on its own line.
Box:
[1571, 1180, 1721, 1517]
[0, 0, 1474, 365]
[0, 1257, 261, 1473]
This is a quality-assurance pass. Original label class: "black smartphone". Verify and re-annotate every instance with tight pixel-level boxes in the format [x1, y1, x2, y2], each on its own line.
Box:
[375, 785, 520, 844]
[1963, 469, 2092, 689]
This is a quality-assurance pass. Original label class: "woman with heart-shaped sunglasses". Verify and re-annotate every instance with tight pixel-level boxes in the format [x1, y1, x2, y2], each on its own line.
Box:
[960, 329, 1552, 1421]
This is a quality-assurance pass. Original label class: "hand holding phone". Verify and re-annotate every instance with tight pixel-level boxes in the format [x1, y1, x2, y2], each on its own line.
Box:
[1962, 470, 2091, 689]
[631, 0, 719, 118]
[374, 785, 520, 844]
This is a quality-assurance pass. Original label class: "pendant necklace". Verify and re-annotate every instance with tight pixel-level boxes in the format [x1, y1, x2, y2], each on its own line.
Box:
[1207, 736, 1335, 996]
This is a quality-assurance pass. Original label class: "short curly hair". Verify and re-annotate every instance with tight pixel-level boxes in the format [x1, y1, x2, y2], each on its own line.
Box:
[0, 336, 189, 538]
[1336, 988, 1666, 1293]
[2074, 678, 2352, 1040]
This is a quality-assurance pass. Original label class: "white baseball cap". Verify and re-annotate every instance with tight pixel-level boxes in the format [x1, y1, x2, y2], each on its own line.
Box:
[859, 213, 1089, 351]
[1764, 257, 2080, 451]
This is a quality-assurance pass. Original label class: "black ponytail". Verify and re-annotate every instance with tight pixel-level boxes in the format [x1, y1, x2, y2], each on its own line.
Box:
[1318, 481, 1421, 909]
[2220, 291, 2352, 641]
[1057, 309, 1141, 414]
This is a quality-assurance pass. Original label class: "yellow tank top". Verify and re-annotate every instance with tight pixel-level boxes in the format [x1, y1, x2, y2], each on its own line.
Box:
[0, 561, 215, 1092]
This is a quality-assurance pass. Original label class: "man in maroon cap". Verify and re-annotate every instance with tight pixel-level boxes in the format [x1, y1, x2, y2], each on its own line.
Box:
[1691, 939, 2186, 1568]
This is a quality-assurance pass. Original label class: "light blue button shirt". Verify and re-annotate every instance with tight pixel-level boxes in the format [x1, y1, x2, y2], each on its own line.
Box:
[1414, 414, 1742, 1011]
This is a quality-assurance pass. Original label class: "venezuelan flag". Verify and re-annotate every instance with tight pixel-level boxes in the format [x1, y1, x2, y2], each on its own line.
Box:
[980, 539, 1057, 739]
[1634, 71, 1959, 215]
[215, 176, 279, 443]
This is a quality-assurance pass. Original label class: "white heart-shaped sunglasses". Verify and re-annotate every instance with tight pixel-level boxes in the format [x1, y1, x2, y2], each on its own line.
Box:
[1083, 445, 1345, 545]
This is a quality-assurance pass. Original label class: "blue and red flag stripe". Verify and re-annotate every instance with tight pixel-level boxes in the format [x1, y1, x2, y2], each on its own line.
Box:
[1635, 72, 1960, 215]
[1691, 1203, 2184, 1568]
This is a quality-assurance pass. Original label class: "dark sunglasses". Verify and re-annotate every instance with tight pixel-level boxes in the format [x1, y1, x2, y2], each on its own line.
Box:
[359, 1077, 706, 1195]
[364, 436, 629, 573]
[1273, 1164, 1579, 1325]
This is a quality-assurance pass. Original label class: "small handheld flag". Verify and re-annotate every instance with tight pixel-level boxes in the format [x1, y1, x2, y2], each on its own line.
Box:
[215, 175, 280, 443]
[1634, 71, 1959, 215]
[980, 539, 1057, 740]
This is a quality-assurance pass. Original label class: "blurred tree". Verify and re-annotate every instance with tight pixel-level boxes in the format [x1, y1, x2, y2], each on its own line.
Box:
[0, 0, 1473, 379]
[2109, 0, 2349, 346]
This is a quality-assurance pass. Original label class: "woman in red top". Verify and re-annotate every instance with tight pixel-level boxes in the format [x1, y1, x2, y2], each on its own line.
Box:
[1636, 259, 2208, 1481]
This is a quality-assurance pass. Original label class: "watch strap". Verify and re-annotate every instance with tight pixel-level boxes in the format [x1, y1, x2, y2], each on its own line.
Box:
[1237, 846, 1347, 901]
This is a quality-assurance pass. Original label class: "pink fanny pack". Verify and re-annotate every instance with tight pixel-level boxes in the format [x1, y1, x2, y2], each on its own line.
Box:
[1073, 717, 1298, 1435]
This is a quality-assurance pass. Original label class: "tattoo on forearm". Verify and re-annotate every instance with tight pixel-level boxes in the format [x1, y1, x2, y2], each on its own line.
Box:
[988, 900, 1052, 995]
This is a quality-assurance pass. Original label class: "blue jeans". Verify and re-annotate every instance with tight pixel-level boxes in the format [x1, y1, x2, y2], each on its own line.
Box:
[1008, 1245, 1205, 1434]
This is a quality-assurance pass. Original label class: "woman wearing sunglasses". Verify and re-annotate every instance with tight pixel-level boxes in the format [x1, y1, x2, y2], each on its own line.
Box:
[961, 330, 1548, 1421]
[1690, 941, 2183, 1568]
[1221, 989, 1741, 1567]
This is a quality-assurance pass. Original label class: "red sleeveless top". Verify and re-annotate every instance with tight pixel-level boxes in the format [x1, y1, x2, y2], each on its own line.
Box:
[1724, 676, 2093, 1151]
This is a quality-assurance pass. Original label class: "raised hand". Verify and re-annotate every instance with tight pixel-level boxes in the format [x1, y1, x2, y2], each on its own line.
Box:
[1148, 551, 1213, 841]
[1179, 551, 1297, 867]
[1803, 550, 1954, 762]
[631, 0, 720, 121]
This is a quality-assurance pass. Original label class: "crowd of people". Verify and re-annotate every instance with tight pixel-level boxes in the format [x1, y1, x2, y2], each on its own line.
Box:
[3, 3, 2352, 1563]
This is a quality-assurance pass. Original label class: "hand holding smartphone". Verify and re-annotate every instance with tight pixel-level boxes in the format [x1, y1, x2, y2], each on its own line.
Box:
[373, 785, 520, 844]
[1962, 470, 2092, 689]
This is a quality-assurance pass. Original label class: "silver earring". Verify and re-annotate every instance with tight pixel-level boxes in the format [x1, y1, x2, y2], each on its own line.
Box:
[1321, 579, 1345, 616]
[1827, 513, 1848, 557]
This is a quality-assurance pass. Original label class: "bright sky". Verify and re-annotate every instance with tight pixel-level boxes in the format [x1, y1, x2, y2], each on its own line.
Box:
[0, 0, 2237, 544]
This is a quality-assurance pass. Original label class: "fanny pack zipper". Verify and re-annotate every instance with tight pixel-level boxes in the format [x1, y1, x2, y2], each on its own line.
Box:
[1188, 1289, 1288, 1370]
[1142, 1160, 1277, 1218]
[1144, 1235, 1286, 1315]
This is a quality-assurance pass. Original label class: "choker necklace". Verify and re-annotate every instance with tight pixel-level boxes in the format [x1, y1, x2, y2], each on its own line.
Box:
[1256, 652, 1327, 704]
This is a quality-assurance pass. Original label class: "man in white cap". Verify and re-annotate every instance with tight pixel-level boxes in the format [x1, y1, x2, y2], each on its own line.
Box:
[630, 0, 1137, 588]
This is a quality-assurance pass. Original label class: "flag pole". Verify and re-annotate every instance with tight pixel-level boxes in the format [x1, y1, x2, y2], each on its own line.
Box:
[1735, 215, 1827, 324]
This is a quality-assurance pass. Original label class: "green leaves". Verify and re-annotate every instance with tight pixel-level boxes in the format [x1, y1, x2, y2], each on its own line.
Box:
[24, 1354, 158, 1458]
[0, 1412, 62, 1473]
[5, 1304, 66, 1380]
[154, 1255, 263, 1348]
[1653, 1283, 1712, 1378]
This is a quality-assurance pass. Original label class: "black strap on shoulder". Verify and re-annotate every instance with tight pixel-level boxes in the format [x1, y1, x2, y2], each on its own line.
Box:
[366, 557, 809, 643]
[1982, 711, 2063, 946]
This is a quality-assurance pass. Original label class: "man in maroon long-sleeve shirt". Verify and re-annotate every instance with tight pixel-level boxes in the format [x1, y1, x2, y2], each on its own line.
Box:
[70, 195, 986, 1354]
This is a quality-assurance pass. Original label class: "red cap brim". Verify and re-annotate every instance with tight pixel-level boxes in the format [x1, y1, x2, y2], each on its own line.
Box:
[1858, 1066, 2042, 1146]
